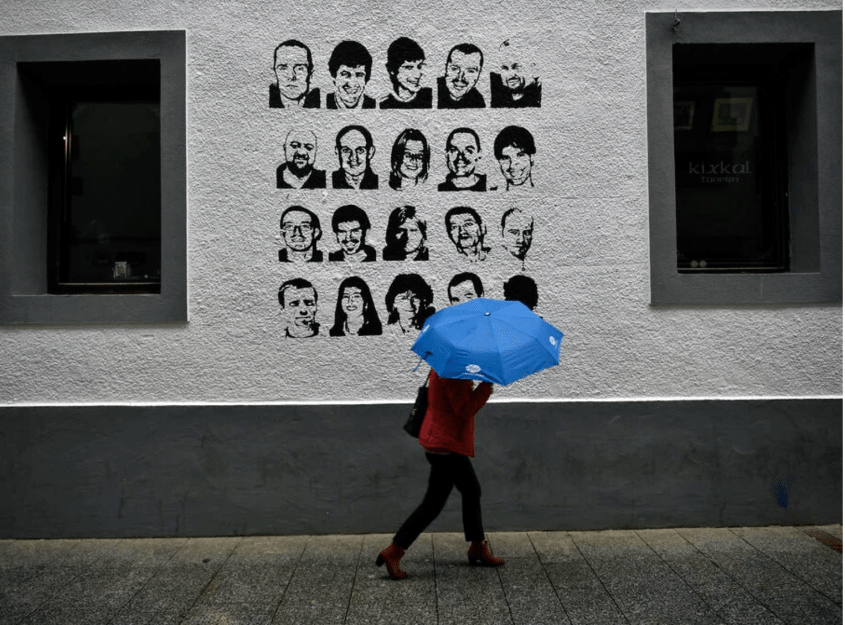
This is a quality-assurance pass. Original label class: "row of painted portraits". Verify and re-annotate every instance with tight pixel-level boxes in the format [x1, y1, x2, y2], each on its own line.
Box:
[278, 204, 534, 265]
[277, 125, 536, 192]
[278, 272, 539, 338]
[269, 37, 541, 110]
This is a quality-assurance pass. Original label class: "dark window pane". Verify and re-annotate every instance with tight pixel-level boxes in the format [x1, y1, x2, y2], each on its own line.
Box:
[59, 100, 161, 288]
[673, 52, 789, 273]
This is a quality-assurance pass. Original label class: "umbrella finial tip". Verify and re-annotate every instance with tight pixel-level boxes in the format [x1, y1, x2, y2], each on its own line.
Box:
[485, 312, 490, 316]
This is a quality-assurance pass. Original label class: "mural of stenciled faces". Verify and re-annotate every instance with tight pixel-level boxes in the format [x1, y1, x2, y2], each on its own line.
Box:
[269, 37, 541, 110]
[275, 125, 537, 193]
[269, 35, 544, 339]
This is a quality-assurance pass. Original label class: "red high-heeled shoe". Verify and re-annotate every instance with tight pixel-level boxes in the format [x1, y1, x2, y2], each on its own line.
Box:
[376, 542, 409, 579]
[467, 540, 505, 566]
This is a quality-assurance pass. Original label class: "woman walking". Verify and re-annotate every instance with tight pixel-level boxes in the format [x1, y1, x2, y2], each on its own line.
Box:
[376, 369, 504, 579]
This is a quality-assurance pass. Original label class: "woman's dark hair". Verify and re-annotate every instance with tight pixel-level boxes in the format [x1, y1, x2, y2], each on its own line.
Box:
[389, 128, 429, 190]
[386, 37, 426, 87]
[330, 276, 382, 336]
[383, 205, 427, 260]
[385, 273, 434, 329]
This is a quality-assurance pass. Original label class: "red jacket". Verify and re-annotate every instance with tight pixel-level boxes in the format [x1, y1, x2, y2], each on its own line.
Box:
[418, 370, 493, 457]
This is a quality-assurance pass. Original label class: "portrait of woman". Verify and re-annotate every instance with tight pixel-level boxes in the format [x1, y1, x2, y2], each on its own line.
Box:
[329, 276, 383, 336]
[384, 273, 435, 336]
[389, 128, 430, 190]
[383, 205, 429, 261]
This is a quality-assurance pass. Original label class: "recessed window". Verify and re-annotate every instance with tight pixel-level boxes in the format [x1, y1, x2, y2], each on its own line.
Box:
[0, 31, 186, 324]
[646, 12, 841, 305]
[673, 44, 800, 274]
[42, 60, 162, 294]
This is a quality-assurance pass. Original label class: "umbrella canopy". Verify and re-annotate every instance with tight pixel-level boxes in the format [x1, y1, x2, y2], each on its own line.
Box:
[411, 298, 563, 385]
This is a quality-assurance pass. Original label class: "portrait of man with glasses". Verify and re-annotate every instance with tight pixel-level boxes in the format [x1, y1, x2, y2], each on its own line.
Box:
[269, 40, 321, 109]
[445, 206, 490, 262]
[279, 206, 323, 262]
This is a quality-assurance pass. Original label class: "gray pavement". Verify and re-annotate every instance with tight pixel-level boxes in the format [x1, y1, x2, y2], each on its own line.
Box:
[0, 525, 841, 625]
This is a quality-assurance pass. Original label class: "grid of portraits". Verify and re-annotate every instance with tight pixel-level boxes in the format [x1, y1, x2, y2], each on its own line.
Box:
[271, 36, 543, 339]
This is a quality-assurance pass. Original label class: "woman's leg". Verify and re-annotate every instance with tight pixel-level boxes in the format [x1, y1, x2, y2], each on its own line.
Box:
[392, 453, 455, 549]
[450, 455, 485, 544]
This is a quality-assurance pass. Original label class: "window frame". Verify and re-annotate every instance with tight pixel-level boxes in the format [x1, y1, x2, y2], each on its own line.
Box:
[646, 11, 842, 305]
[0, 30, 186, 323]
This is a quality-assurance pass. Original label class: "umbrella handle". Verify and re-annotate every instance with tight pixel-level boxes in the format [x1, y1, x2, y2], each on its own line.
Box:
[412, 352, 431, 372]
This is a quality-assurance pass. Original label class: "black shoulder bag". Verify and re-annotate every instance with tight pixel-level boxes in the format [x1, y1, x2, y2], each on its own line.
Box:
[403, 371, 431, 438]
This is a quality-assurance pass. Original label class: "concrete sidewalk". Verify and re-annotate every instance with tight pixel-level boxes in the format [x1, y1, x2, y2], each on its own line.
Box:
[0, 525, 841, 625]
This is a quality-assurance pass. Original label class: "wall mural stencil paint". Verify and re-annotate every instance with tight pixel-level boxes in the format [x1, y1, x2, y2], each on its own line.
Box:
[490, 37, 541, 108]
[446, 206, 491, 262]
[389, 129, 430, 190]
[330, 277, 383, 336]
[447, 272, 484, 304]
[491, 126, 535, 192]
[277, 129, 326, 189]
[439, 127, 486, 192]
[383, 206, 429, 261]
[328, 205, 377, 262]
[333, 125, 378, 189]
[438, 43, 486, 109]
[279, 206, 323, 263]
[279, 278, 321, 338]
[500, 208, 534, 270]
[269, 35, 545, 343]
[326, 41, 376, 110]
[381, 37, 432, 109]
[270, 40, 320, 108]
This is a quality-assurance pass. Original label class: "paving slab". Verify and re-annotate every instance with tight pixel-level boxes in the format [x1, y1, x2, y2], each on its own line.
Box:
[636, 528, 785, 625]
[815, 524, 843, 541]
[432, 532, 513, 625]
[182, 601, 277, 625]
[271, 534, 361, 625]
[731, 525, 842, 605]
[345, 533, 437, 625]
[567, 528, 724, 625]
[528, 531, 629, 625]
[677, 527, 841, 625]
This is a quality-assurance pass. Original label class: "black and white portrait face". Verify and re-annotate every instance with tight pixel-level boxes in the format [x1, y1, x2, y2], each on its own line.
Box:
[393, 290, 421, 327]
[446, 132, 481, 179]
[284, 130, 317, 177]
[274, 45, 311, 101]
[448, 210, 485, 256]
[501, 209, 534, 260]
[395, 217, 424, 255]
[400, 139, 426, 181]
[337, 129, 374, 177]
[445, 49, 482, 101]
[334, 64, 367, 107]
[448, 277, 483, 304]
[335, 220, 365, 256]
[281, 209, 319, 254]
[498, 39, 537, 94]
[396, 59, 425, 96]
[340, 285, 366, 321]
[498, 144, 533, 187]
[281, 284, 318, 337]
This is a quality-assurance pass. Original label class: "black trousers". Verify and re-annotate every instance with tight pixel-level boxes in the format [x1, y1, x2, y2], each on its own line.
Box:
[393, 452, 485, 549]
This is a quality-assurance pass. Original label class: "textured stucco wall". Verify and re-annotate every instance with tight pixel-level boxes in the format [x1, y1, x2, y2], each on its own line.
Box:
[0, 0, 841, 405]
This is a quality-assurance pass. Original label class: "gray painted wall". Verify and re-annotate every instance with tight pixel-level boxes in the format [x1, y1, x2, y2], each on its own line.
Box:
[1, 399, 840, 539]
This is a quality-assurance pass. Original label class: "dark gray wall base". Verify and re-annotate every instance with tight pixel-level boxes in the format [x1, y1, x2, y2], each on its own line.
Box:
[0, 399, 840, 539]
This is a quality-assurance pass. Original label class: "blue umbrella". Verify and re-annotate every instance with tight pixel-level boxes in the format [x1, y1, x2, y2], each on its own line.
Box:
[411, 298, 563, 385]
